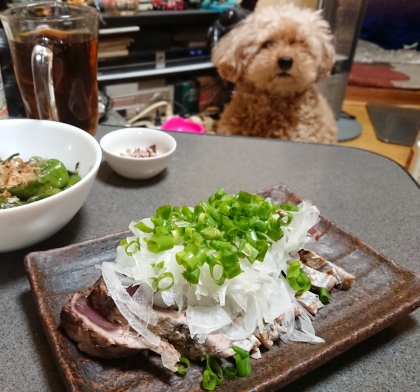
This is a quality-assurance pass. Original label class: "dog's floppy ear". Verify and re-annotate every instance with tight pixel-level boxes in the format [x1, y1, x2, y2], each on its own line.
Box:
[211, 19, 256, 84]
[313, 11, 336, 82]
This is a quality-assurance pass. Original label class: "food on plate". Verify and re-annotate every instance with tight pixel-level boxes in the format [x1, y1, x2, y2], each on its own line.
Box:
[120, 145, 157, 158]
[0, 153, 81, 209]
[299, 249, 355, 290]
[60, 188, 355, 387]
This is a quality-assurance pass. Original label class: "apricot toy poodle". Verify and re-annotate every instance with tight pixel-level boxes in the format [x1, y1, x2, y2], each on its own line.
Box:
[212, 4, 338, 143]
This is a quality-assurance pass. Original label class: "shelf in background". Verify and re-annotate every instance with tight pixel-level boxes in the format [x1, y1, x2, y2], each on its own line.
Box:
[100, 9, 219, 27]
[97, 61, 215, 82]
[345, 85, 420, 107]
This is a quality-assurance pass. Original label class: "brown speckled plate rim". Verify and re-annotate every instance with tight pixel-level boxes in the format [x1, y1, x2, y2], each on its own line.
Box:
[24, 184, 420, 392]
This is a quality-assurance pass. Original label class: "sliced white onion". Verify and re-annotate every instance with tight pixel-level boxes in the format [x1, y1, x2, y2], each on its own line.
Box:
[222, 316, 253, 341]
[102, 198, 324, 351]
[186, 305, 232, 338]
[132, 282, 157, 326]
[102, 262, 160, 346]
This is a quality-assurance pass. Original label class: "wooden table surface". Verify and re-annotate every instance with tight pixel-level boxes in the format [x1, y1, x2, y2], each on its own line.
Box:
[340, 85, 420, 168]
[339, 100, 413, 168]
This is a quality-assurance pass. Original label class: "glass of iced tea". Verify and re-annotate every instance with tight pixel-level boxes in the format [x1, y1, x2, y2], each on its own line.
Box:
[0, 2, 99, 135]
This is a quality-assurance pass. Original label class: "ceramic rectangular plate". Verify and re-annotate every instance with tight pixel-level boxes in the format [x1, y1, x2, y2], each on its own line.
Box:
[24, 185, 420, 392]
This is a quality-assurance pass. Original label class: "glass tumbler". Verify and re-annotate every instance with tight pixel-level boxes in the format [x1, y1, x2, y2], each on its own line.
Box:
[0, 2, 99, 135]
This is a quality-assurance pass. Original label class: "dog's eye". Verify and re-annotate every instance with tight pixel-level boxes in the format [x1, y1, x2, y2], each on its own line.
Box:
[261, 40, 274, 49]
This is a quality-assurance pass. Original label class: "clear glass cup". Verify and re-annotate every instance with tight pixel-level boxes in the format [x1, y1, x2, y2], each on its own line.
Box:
[0, 2, 99, 135]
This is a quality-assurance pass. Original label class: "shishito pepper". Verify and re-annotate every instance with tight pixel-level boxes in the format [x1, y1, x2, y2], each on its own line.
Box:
[27, 188, 62, 203]
[64, 173, 82, 189]
[64, 162, 81, 189]
[9, 159, 69, 200]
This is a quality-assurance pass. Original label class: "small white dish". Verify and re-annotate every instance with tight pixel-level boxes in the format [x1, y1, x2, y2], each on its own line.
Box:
[100, 127, 177, 180]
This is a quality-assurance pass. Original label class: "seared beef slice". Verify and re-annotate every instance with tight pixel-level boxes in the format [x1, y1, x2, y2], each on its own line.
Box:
[61, 291, 151, 359]
[61, 277, 234, 362]
[60, 288, 181, 371]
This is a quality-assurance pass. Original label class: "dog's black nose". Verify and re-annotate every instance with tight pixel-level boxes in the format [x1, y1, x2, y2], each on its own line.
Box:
[278, 57, 293, 71]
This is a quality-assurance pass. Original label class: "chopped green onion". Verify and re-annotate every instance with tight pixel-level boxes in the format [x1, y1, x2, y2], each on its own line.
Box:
[219, 202, 230, 215]
[185, 226, 196, 238]
[209, 259, 225, 286]
[124, 239, 140, 256]
[176, 250, 186, 265]
[286, 262, 311, 294]
[206, 355, 223, 385]
[198, 212, 207, 224]
[231, 345, 252, 377]
[126, 188, 301, 286]
[279, 203, 299, 212]
[202, 227, 220, 239]
[319, 287, 331, 304]
[231, 345, 249, 358]
[196, 249, 208, 265]
[215, 187, 226, 199]
[192, 231, 204, 245]
[171, 229, 180, 243]
[147, 235, 175, 253]
[219, 241, 231, 249]
[156, 203, 171, 220]
[234, 215, 250, 231]
[242, 242, 259, 263]
[202, 369, 217, 391]
[224, 262, 242, 279]
[266, 227, 283, 242]
[223, 366, 237, 380]
[176, 357, 190, 376]
[152, 261, 164, 269]
[245, 230, 257, 244]
[209, 208, 221, 222]
[221, 249, 238, 264]
[181, 205, 193, 220]
[134, 221, 153, 233]
[253, 220, 267, 232]
[182, 267, 200, 284]
[255, 240, 269, 262]
[198, 201, 210, 211]
[258, 205, 270, 220]
[151, 214, 164, 227]
[186, 241, 200, 252]
[166, 220, 173, 233]
[277, 211, 293, 226]
[209, 239, 220, 251]
[154, 272, 174, 291]
[286, 261, 301, 278]
[179, 251, 199, 270]
[153, 225, 168, 236]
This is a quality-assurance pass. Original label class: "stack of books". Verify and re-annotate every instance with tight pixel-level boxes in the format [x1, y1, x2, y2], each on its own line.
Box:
[98, 36, 134, 59]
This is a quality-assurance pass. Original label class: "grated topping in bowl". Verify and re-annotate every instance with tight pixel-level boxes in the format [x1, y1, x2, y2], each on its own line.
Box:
[0, 156, 38, 195]
[120, 145, 157, 158]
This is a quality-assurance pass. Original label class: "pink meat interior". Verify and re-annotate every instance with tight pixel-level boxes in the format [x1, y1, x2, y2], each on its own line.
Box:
[75, 296, 119, 331]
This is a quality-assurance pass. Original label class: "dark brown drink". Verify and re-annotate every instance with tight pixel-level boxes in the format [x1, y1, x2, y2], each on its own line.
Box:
[10, 28, 98, 135]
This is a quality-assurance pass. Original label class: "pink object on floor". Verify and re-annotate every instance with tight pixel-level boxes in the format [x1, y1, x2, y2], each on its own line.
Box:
[161, 117, 206, 134]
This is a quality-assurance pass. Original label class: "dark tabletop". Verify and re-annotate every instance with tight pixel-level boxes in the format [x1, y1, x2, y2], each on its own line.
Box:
[1, 125, 419, 392]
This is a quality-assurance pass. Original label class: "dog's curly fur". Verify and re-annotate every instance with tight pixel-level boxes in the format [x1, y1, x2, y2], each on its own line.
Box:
[212, 4, 338, 143]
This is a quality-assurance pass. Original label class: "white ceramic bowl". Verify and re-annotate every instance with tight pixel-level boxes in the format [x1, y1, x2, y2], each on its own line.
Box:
[100, 127, 177, 180]
[0, 119, 102, 253]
